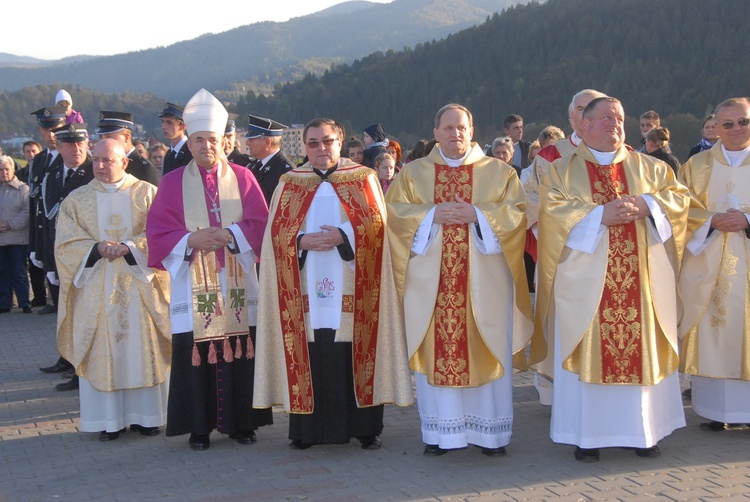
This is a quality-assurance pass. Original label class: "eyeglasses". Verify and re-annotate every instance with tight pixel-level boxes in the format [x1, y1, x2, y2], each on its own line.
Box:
[720, 117, 750, 130]
[306, 137, 338, 149]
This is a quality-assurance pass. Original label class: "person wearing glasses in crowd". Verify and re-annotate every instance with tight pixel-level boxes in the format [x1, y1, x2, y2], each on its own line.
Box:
[677, 97, 750, 433]
[254, 117, 413, 451]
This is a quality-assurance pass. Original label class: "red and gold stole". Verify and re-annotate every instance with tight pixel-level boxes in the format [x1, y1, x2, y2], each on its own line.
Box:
[586, 161, 644, 384]
[433, 164, 473, 386]
[271, 170, 385, 413]
[183, 160, 248, 366]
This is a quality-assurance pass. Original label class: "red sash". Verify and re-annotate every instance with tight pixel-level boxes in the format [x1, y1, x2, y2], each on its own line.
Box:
[271, 172, 384, 412]
[432, 164, 473, 386]
[585, 161, 644, 384]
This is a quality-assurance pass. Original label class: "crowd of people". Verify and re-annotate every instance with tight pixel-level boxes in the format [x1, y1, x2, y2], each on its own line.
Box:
[2, 86, 749, 463]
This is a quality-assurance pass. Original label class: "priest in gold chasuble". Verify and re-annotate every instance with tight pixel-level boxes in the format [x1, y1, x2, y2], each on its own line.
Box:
[678, 97, 750, 429]
[56, 139, 171, 441]
[535, 97, 689, 462]
[146, 90, 271, 451]
[386, 104, 535, 456]
[254, 118, 412, 450]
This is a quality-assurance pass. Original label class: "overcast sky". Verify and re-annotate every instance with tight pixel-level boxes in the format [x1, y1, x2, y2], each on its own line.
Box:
[4, 0, 393, 60]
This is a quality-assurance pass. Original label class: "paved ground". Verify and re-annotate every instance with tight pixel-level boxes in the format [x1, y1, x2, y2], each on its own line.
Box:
[1, 307, 749, 502]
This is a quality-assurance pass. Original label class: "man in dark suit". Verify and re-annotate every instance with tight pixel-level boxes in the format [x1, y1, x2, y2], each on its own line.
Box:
[29, 107, 68, 314]
[159, 102, 192, 175]
[224, 114, 253, 167]
[38, 123, 95, 390]
[245, 114, 293, 205]
[96, 111, 161, 186]
[504, 114, 531, 169]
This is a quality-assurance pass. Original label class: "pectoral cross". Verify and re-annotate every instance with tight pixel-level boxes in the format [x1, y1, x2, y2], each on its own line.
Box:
[210, 202, 222, 223]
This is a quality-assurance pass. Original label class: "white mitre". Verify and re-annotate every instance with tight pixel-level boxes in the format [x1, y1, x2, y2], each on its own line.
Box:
[183, 88, 228, 136]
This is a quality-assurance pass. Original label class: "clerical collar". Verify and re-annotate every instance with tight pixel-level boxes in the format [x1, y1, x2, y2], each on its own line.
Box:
[586, 146, 617, 165]
[721, 144, 750, 167]
[312, 162, 338, 181]
[101, 177, 127, 193]
[570, 131, 582, 146]
[438, 147, 470, 167]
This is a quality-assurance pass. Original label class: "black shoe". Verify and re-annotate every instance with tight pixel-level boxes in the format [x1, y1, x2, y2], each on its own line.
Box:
[682, 387, 692, 400]
[423, 443, 448, 456]
[189, 433, 210, 451]
[289, 440, 311, 450]
[99, 428, 126, 441]
[61, 368, 75, 379]
[634, 445, 661, 458]
[229, 430, 256, 445]
[0, 308, 10, 313]
[130, 424, 160, 436]
[55, 375, 79, 391]
[40, 359, 73, 373]
[22, 306, 32, 313]
[481, 446, 507, 457]
[358, 435, 382, 450]
[38, 304, 57, 315]
[574, 446, 600, 462]
[700, 421, 726, 432]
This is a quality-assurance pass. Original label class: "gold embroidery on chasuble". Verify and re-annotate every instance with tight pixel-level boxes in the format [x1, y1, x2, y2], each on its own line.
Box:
[586, 161, 644, 384]
[432, 164, 473, 386]
[271, 179, 318, 413]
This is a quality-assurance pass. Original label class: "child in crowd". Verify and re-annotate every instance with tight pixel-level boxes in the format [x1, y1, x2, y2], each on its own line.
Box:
[55, 89, 84, 124]
[375, 152, 396, 193]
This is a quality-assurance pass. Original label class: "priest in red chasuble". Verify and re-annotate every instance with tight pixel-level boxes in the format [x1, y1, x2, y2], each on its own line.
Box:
[678, 97, 750, 431]
[385, 104, 535, 457]
[146, 89, 271, 451]
[254, 118, 413, 450]
[535, 96, 689, 462]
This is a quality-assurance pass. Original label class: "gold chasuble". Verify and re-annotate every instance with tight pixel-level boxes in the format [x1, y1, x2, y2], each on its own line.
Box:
[254, 159, 413, 414]
[533, 144, 689, 385]
[55, 175, 171, 392]
[385, 144, 535, 388]
[678, 141, 750, 381]
[182, 160, 247, 365]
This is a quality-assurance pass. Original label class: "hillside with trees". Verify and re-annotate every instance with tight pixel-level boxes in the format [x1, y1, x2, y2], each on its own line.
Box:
[0, 0, 523, 102]
[235, 0, 749, 159]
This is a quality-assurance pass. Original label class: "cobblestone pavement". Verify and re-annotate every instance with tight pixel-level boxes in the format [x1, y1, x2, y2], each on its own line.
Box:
[1, 308, 749, 502]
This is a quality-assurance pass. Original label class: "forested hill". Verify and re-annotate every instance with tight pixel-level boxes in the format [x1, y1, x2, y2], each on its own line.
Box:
[236, 0, 749, 153]
[0, 0, 523, 102]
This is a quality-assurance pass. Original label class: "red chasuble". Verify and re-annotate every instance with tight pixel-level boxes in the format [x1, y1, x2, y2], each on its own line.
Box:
[585, 161, 644, 384]
[270, 172, 385, 413]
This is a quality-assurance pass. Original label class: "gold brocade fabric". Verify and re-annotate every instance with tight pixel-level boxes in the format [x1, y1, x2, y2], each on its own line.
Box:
[182, 160, 247, 343]
[55, 175, 171, 392]
[678, 141, 750, 381]
[253, 159, 414, 413]
[524, 138, 577, 228]
[385, 144, 535, 387]
[533, 144, 688, 385]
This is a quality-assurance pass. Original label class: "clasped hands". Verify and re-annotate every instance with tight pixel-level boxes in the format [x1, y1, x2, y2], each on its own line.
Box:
[433, 195, 478, 225]
[711, 209, 750, 233]
[188, 227, 233, 252]
[299, 225, 344, 252]
[97, 240, 128, 261]
[601, 196, 649, 226]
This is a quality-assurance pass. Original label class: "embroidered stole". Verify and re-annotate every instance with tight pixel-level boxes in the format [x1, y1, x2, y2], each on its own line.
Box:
[432, 164, 473, 386]
[182, 160, 248, 364]
[585, 161, 644, 383]
[271, 171, 384, 413]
